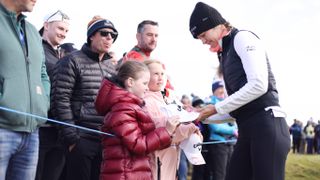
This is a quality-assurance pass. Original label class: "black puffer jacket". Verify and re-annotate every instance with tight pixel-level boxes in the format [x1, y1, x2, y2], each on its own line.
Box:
[50, 43, 117, 146]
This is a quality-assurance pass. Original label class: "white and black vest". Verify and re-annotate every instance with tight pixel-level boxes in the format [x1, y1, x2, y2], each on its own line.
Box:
[220, 28, 279, 121]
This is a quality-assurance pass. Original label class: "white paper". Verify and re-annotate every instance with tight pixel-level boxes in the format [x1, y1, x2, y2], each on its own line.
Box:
[203, 113, 236, 124]
[179, 134, 205, 165]
[160, 104, 199, 123]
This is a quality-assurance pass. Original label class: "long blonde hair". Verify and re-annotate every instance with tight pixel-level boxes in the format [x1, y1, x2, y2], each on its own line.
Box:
[143, 59, 163, 67]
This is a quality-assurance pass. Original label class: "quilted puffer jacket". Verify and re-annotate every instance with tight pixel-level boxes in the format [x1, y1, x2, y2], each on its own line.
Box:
[50, 44, 117, 146]
[95, 78, 172, 180]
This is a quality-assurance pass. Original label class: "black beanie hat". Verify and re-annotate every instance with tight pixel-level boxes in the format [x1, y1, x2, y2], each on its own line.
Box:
[59, 43, 77, 53]
[192, 98, 204, 108]
[189, 2, 227, 38]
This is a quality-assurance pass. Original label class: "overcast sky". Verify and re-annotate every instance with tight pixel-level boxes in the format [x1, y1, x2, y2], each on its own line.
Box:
[26, 0, 320, 125]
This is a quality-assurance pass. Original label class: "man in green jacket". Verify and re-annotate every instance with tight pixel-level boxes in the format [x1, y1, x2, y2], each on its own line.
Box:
[0, 0, 50, 179]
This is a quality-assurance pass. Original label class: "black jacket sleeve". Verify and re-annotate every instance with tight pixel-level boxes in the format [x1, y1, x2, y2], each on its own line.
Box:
[51, 56, 79, 146]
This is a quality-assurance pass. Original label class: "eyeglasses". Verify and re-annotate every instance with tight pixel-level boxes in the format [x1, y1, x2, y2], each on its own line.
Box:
[46, 10, 70, 22]
[99, 31, 117, 39]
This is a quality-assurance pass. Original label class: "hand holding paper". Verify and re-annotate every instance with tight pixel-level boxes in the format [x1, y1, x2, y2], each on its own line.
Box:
[160, 104, 199, 123]
[195, 104, 217, 122]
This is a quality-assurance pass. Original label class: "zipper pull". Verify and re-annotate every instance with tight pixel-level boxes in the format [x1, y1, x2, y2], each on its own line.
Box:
[26, 57, 30, 64]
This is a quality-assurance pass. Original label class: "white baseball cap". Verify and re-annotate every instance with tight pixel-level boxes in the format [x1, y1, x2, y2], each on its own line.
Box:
[179, 133, 205, 165]
[43, 10, 70, 23]
[39, 10, 70, 35]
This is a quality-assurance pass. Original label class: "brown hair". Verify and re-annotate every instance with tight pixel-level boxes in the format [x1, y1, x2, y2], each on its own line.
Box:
[223, 22, 233, 31]
[214, 22, 233, 78]
[116, 60, 149, 88]
[137, 20, 158, 33]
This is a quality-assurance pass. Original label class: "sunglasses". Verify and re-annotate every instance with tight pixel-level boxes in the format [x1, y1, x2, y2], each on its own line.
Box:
[46, 10, 70, 22]
[99, 31, 117, 39]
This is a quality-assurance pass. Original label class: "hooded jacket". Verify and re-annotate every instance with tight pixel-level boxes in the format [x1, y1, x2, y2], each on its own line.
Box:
[95, 78, 172, 180]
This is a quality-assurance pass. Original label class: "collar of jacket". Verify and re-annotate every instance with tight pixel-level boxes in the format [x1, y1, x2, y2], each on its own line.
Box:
[42, 39, 59, 58]
[1, 2, 26, 43]
[222, 28, 238, 50]
[132, 45, 151, 58]
[0, 2, 26, 21]
[81, 43, 112, 62]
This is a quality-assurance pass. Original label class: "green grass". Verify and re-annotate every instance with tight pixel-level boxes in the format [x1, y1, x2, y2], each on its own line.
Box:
[186, 152, 320, 180]
[187, 152, 320, 180]
[286, 153, 320, 180]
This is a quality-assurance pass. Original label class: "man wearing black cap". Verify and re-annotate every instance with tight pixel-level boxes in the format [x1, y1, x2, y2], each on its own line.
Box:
[50, 15, 117, 180]
[190, 2, 290, 180]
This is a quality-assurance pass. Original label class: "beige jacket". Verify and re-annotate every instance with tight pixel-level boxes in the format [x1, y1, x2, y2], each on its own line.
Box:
[144, 91, 198, 180]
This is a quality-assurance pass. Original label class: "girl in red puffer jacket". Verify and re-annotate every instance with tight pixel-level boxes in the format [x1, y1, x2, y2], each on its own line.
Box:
[95, 61, 179, 180]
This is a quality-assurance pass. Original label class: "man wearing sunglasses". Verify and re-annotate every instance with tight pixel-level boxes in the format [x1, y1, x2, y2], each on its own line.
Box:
[0, 0, 50, 179]
[50, 15, 117, 180]
[35, 10, 70, 180]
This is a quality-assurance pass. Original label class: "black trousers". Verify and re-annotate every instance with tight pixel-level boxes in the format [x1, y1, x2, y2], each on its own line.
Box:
[206, 143, 234, 180]
[191, 148, 208, 180]
[66, 138, 102, 180]
[292, 137, 301, 153]
[225, 110, 290, 180]
[36, 127, 66, 180]
[192, 143, 233, 180]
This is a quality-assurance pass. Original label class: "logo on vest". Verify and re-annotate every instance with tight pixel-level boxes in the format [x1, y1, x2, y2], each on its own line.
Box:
[246, 45, 256, 52]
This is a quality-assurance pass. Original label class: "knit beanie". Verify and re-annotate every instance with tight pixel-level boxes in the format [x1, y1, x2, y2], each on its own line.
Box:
[212, 80, 224, 93]
[192, 98, 204, 108]
[59, 43, 77, 53]
[189, 2, 227, 38]
[87, 16, 118, 42]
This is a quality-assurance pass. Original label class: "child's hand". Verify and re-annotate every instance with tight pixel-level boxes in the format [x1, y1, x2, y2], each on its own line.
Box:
[166, 115, 180, 135]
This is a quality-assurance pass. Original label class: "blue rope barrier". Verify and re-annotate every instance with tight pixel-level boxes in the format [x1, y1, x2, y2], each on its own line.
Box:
[0, 106, 114, 137]
[0, 106, 237, 146]
[194, 139, 237, 147]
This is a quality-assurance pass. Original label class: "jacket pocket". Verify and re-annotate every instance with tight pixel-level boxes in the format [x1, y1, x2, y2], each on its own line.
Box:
[279, 118, 290, 138]
[31, 82, 50, 124]
[0, 77, 28, 126]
